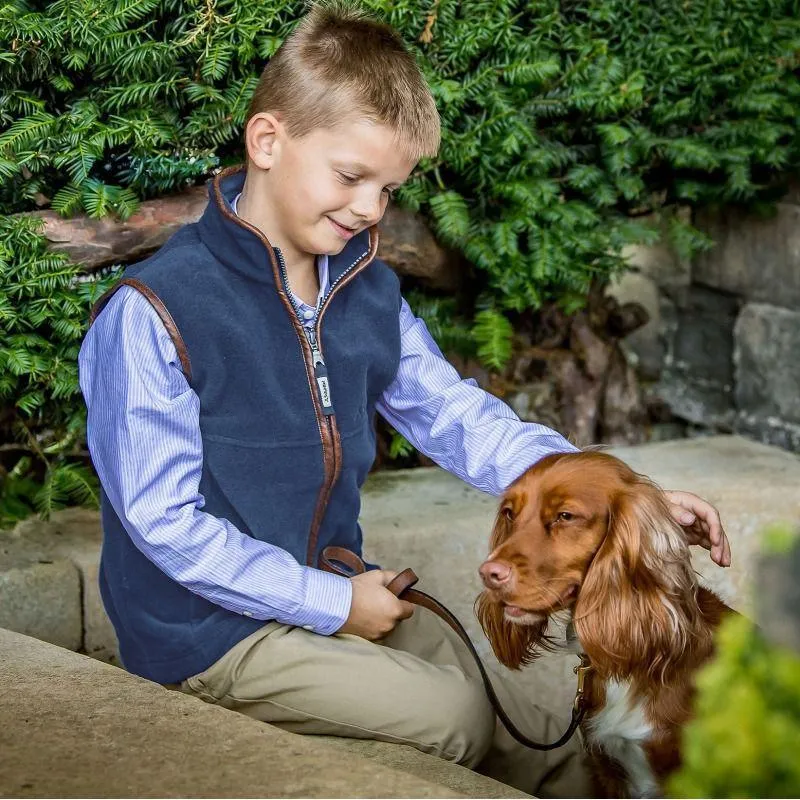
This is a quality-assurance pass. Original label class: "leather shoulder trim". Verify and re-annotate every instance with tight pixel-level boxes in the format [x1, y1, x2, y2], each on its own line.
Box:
[89, 278, 192, 381]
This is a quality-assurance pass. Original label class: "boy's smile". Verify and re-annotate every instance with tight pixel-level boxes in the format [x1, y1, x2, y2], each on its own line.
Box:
[241, 115, 418, 276]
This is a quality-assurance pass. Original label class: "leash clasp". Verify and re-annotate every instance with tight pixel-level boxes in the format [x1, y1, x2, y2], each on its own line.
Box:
[573, 654, 592, 712]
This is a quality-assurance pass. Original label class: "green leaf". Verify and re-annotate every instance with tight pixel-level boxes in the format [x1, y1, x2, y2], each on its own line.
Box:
[388, 431, 415, 460]
[429, 191, 471, 246]
[51, 183, 84, 217]
[668, 215, 714, 261]
[472, 309, 513, 371]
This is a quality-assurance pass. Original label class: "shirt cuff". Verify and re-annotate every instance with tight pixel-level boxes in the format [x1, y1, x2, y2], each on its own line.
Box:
[276, 568, 353, 635]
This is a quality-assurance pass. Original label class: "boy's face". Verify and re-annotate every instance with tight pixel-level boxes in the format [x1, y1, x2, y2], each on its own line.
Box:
[247, 114, 418, 266]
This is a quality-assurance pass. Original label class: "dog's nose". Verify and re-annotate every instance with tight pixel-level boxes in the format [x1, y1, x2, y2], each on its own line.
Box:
[479, 560, 512, 588]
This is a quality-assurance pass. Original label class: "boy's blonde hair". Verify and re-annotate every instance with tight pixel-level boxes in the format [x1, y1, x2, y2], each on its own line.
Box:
[246, 1, 440, 161]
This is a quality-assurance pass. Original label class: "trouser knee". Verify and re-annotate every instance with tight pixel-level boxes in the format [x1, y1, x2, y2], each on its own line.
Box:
[433, 678, 495, 768]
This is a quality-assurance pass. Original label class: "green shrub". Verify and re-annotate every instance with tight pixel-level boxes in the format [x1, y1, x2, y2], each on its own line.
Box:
[3, 0, 798, 302]
[669, 528, 800, 798]
[1, 0, 799, 519]
[669, 614, 800, 797]
[0, 214, 116, 526]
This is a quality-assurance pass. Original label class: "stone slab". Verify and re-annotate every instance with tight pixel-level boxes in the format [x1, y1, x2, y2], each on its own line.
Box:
[317, 738, 528, 799]
[0, 627, 522, 799]
[0, 560, 81, 651]
[735, 303, 800, 423]
[694, 203, 800, 309]
[0, 508, 118, 663]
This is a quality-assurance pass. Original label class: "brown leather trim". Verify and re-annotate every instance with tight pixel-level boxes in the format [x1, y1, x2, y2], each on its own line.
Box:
[209, 168, 343, 567]
[210, 167, 322, 441]
[305, 225, 380, 567]
[89, 278, 192, 381]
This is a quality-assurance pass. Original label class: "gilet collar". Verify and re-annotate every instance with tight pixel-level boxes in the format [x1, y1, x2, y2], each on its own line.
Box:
[196, 165, 376, 287]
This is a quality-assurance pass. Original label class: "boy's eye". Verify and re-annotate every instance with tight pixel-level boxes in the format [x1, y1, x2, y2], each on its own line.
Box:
[383, 187, 395, 199]
[337, 172, 359, 184]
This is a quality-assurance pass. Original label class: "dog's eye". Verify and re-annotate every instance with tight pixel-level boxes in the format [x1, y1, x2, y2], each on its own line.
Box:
[558, 511, 575, 522]
[501, 505, 514, 521]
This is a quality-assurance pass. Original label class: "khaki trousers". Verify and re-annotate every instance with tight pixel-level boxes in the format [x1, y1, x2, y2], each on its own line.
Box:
[178, 608, 590, 798]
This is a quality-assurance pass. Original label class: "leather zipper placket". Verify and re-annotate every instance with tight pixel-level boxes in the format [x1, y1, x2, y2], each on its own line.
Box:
[212, 174, 378, 568]
[275, 246, 376, 567]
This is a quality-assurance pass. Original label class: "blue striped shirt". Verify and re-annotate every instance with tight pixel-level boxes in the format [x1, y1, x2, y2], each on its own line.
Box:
[78, 209, 578, 636]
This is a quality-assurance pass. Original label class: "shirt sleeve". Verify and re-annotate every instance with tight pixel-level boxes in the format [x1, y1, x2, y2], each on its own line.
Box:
[376, 297, 580, 496]
[78, 285, 352, 634]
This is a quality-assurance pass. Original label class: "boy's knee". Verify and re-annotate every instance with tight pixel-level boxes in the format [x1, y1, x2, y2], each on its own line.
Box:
[433, 678, 495, 768]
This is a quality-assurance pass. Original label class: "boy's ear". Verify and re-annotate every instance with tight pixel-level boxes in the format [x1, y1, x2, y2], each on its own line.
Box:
[246, 112, 282, 169]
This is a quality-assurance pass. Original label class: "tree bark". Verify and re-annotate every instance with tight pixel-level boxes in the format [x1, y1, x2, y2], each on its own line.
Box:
[20, 185, 462, 291]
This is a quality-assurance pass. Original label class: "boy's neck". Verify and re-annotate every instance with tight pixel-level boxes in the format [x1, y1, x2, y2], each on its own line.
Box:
[236, 182, 317, 286]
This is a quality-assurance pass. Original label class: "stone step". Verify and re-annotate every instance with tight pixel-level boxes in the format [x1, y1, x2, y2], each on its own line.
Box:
[0, 626, 524, 798]
[1, 434, 798, 794]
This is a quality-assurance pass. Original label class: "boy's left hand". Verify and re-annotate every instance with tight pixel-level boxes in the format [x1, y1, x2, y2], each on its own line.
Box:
[664, 490, 731, 567]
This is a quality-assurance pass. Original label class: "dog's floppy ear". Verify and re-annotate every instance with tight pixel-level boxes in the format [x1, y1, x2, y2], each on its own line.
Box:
[574, 479, 700, 681]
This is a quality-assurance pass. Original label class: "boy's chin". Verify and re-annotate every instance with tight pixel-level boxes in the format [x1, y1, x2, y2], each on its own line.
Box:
[323, 240, 348, 254]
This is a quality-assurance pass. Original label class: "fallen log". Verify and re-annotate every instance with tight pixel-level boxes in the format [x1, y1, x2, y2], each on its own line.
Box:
[20, 183, 462, 291]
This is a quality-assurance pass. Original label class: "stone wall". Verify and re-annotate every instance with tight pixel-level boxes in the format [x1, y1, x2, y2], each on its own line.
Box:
[611, 185, 800, 452]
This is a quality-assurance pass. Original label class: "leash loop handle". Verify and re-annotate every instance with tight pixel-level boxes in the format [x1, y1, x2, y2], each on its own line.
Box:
[386, 567, 419, 596]
[319, 546, 587, 751]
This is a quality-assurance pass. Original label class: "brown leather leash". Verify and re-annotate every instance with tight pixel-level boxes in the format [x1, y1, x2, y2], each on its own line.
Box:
[320, 546, 591, 751]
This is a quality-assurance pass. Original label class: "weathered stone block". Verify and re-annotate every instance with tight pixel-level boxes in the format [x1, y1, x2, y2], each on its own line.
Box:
[655, 371, 736, 428]
[1, 508, 119, 661]
[79, 559, 120, 664]
[735, 303, 800, 423]
[756, 534, 800, 653]
[608, 271, 666, 380]
[0, 560, 82, 650]
[673, 284, 740, 385]
[1, 627, 499, 799]
[735, 413, 800, 455]
[653, 284, 739, 427]
[695, 204, 800, 309]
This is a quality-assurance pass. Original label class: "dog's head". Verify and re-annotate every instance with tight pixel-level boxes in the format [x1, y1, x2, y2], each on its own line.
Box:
[475, 451, 699, 678]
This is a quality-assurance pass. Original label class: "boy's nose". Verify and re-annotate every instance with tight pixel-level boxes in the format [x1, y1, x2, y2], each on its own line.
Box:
[350, 192, 384, 225]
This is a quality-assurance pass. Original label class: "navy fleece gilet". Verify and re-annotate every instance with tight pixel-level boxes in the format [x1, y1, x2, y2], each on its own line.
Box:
[93, 169, 402, 683]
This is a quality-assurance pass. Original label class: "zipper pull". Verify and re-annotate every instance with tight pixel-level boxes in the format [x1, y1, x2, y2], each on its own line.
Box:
[305, 328, 335, 416]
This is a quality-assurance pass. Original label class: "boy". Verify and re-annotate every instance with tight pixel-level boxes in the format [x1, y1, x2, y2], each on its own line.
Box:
[79, 2, 730, 796]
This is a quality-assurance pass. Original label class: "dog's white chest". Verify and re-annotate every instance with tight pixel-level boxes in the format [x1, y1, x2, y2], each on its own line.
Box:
[585, 679, 660, 798]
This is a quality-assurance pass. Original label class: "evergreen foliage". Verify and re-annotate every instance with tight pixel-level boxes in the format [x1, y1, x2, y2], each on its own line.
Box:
[2, 0, 799, 294]
[1, 0, 799, 519]
[0, 214, 116, 525]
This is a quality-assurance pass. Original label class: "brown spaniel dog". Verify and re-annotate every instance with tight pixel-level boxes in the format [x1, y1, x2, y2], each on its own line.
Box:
[476, 450, 733, 798]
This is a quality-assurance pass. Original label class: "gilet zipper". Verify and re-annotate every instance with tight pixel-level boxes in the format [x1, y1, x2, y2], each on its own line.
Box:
[212, 169, 379, 567]
[275, 249, 335, 417]
[273, 242, 377, 565]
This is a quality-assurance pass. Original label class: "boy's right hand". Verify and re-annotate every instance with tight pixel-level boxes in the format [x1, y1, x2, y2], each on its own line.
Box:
[336, 570, 415, 640]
